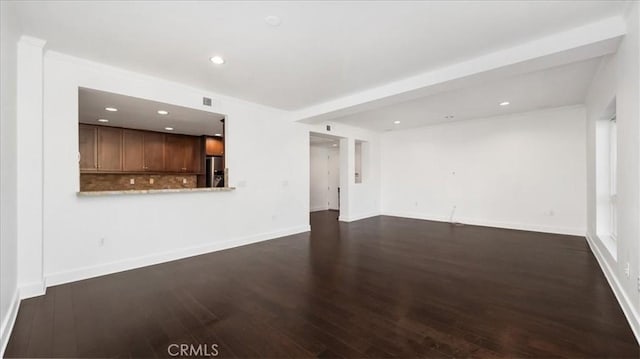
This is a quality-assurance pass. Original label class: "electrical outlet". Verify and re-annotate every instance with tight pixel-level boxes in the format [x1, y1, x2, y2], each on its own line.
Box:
[129, 178, 135, 185]
[625, 262, 630, 278]
[149, 178, 154, 184]
[182, 178, 187, 184]
[99, 238, 105, 247]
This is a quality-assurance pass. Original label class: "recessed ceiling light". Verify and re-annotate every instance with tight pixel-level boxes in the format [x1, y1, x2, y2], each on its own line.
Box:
[164, 127, 174, 131]
[97, 118, 109, 123]
[214, 133, 222, 137]
[394, 120, 401, 124]
[157, 110, 169, 115]
[499, 101, 510, 106]
[265, 15, 282, 26]
[210, 56, 225, 65]
[105, 107, 118, 112]
[444, 115, 454, 119]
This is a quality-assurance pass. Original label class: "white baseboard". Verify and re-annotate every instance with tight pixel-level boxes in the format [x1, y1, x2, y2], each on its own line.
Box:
[46, 225, 310, 287]
[586, 233, 640, 344]
[310, 205, 329, 212]
[18, 280, 46, 299]
[339, 212, 380, 222]
[380, 211, 586, 236]
[0, 290, 20, 358]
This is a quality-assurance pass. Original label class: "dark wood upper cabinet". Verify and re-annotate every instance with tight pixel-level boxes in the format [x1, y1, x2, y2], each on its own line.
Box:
[123, 129, 144, 172]
[80, 125, 203, 174]
[79, 124, 97, 172]
[205, 136, 224, 156]
[97, 126, 123, 171]
[143, 132, 165, 171]
[164, 134, 186, 172]
[185, 136, 202, 173]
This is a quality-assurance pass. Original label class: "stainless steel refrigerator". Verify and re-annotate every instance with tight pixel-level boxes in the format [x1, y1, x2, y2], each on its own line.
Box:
[206, 156, 224, 187]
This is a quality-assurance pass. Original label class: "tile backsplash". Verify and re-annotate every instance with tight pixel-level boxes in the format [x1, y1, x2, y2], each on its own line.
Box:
[80, 174, 198, 192]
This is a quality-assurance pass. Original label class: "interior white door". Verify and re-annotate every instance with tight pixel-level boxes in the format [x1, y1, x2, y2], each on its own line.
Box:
[327, 147, 340, 210]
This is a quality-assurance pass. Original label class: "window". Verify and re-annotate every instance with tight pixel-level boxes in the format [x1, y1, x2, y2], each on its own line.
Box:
[595, 99, 616, 259]
[609, 116, 617, 240]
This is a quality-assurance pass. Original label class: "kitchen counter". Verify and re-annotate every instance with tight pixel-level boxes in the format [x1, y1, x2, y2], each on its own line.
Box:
[77, 187, 236, 197]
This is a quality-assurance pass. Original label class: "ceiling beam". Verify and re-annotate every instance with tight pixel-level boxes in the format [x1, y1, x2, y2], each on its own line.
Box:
[294, 16, 626, 123]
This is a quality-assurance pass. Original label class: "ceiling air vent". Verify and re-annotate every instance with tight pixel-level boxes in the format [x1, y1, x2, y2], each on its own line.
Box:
[202, 97, 212, 107]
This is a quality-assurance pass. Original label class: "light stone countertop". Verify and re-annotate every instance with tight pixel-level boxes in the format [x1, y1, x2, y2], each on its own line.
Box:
[77, 187, 236, 196]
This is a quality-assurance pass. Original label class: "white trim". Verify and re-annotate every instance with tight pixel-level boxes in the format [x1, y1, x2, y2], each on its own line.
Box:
[18, 281, 46, 299]
[310, 205, 329, 212]
[46, 225, 310, 287]
[0, 290, 20, 358]
[586, 233, 640, 344]
[381, 211, 586, 236]
[596, 232, 618, 260]
[339, 212, 380, 223]
[18, 35, 46, 48]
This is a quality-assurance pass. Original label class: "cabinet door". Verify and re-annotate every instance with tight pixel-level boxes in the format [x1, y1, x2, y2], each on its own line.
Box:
[123, 130, 144, 172]
[205, 136, 224, 156]
[79, 124, 97, 172]
[185, 136, 202, 173]
[143, 132, 165, 171]
[164, 134, 186, 172]
[97, 127, 123, 171]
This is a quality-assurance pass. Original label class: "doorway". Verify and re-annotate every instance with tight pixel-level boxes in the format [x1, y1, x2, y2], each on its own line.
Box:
[310, 133, 341, 215]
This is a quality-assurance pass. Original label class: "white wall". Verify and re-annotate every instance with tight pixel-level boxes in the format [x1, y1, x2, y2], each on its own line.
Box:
[381, 106, 587, 235]
[38, 51, 310, 286]
[0, 2, 21, 355]
[585, 2, 640, 342]
[16, 36, 46, 298]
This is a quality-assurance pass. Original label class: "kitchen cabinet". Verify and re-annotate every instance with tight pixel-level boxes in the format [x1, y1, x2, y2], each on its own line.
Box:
[205, 136, 224, 156]
[164, 134, 185, 172]
[143, 132, 165, 171]
[165, 134, 202, 173]
[184, 136, 202, 173]
[79, 124, 97, 171]
[123, 129, 144, 172]
[80, 124, 202, 174]
[97, 126, 123, 171]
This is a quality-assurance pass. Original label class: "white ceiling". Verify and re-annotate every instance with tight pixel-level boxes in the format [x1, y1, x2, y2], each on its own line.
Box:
[79, 88, 224, 136]
[14, 1, 628, 110]
[336, 57, 603, 131]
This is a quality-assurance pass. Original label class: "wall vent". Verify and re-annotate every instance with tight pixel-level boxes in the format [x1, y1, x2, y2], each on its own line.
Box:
[326, 125, 331, 131]
[203, 97, 212, 106]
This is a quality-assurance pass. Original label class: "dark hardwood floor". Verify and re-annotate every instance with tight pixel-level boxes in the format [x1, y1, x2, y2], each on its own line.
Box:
[5, 211, 638, 358]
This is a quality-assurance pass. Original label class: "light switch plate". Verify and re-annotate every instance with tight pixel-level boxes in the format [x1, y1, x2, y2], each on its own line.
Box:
[150, 178, 154, 184]
[130, 178, 135, 185]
